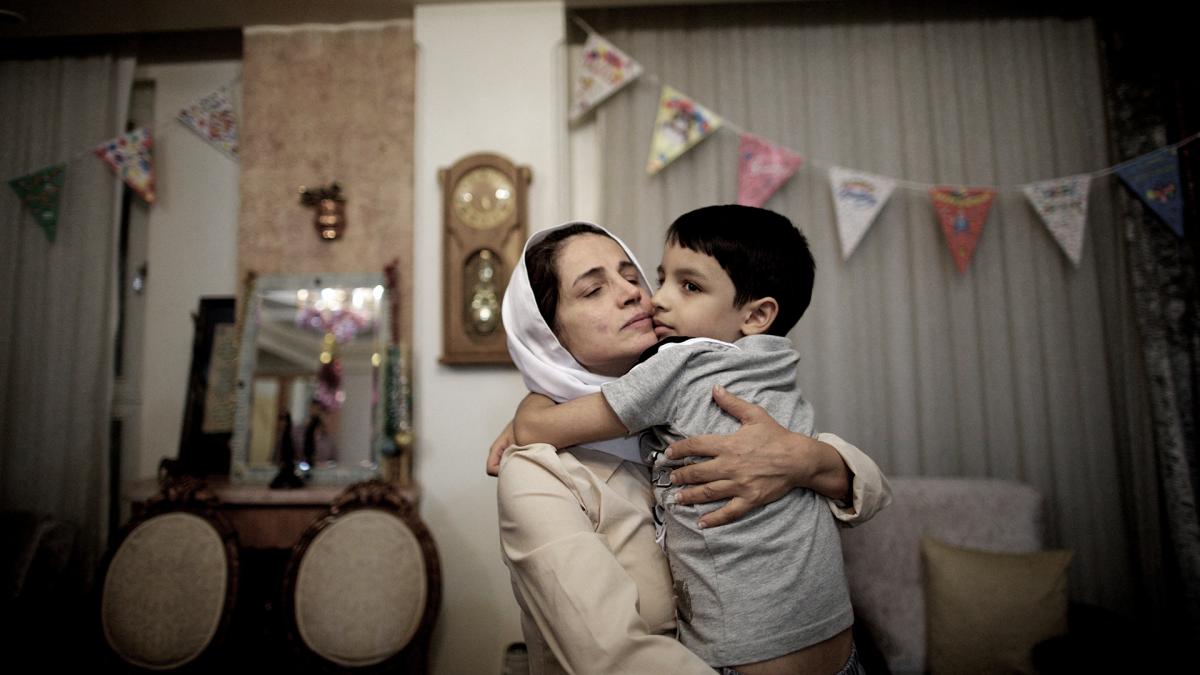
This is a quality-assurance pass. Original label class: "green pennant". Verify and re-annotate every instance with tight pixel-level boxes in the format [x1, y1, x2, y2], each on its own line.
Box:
[8, 163, 66, 242]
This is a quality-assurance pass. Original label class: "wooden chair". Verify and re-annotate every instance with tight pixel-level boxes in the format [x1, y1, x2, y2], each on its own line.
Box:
[281, 480, 440, 673]
[97, 477, 239, 671]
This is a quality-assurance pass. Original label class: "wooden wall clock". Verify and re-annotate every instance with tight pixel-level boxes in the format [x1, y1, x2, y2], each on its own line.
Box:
[439, 152, 531, 365]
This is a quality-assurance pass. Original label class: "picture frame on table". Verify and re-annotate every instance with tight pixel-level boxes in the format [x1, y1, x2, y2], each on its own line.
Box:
[178, 296, 238, 475]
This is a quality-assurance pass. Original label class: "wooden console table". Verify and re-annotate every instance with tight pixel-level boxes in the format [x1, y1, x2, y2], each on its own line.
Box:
[126, 475, 417, 550]
[125, 477, 421, 548]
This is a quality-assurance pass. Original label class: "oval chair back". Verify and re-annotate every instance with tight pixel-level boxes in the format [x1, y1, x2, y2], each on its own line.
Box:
[98, 478, 239, 671]
[282, 480, 441, 673]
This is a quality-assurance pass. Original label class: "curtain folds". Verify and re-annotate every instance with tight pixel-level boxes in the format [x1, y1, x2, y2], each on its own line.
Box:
[1098, 15, 1200, 631]
[0, 53, 134, 579]
[586, 2, 1136, 614]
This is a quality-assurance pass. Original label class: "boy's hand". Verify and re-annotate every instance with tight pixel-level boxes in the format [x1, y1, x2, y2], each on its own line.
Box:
[665, 385, 851, 529]
[486, 419, 515, 477]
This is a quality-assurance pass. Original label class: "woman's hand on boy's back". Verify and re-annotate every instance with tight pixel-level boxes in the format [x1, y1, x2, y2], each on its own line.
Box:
[665, 385, 852, 529]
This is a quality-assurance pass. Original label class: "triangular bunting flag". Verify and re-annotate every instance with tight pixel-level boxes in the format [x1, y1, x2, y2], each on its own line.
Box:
[646, 86, 722, 175]
[178, 88, 239, 158]
[8, 163, 66, 242]
[1022, 175, 1090, 266]
[829, 167, 897, 260]
[570, 33, 643, 123]
[1115, 148, 1185, 237]
[94, 127, 156, 204]
[930, 186, 996, 273]
[737, 134, 803, 207]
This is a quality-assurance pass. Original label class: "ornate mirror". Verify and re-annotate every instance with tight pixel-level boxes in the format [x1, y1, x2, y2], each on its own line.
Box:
[232, 274, 389, 484]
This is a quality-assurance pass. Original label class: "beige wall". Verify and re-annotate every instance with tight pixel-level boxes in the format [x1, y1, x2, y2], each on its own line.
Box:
[134, 61, 241, 480]
[412, 3, 569, 673]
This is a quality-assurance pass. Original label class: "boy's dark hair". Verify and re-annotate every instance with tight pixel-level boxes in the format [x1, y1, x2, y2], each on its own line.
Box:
[666, 205, 815, 336]
[525, 223, 609, 330]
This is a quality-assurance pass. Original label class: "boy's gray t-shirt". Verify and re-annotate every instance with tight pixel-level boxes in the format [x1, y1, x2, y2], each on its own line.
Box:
[604, 334, 815, 458]
[600, 334, 853, 666]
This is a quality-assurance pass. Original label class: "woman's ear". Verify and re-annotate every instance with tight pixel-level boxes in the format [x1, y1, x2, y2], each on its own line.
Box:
[740, 297, 779, 336]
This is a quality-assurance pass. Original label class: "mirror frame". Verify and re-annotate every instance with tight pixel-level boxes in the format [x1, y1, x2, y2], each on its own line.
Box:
[231, 273, 388, 485]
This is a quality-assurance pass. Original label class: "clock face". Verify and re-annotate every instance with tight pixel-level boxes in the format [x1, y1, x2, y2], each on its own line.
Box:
[452, 166, 516, 230]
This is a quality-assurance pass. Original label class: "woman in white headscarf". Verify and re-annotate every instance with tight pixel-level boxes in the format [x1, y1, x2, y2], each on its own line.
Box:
[491, 222, 889, 674]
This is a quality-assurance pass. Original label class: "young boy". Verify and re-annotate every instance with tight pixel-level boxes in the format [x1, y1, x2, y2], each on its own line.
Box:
[513, 205, 857, 675]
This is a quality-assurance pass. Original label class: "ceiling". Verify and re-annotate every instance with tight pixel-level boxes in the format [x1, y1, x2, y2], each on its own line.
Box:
[0, 0, 410, 38]
[0, 0, 826, 39]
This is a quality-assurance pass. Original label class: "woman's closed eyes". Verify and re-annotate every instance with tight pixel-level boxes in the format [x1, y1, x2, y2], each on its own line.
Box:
[582, 275, 640, 299]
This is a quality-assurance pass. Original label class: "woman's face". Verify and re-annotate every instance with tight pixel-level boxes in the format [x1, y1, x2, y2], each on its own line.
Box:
[552, 234, 656, 377]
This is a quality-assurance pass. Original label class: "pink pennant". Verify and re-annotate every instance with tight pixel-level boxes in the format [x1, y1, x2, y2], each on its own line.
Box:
[737, 134, 803, 207]
[929, 186, 996, 274]
[94, 127, 156, 203]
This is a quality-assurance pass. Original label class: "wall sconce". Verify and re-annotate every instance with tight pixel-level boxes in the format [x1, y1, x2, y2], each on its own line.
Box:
[299, 182, 347, 241]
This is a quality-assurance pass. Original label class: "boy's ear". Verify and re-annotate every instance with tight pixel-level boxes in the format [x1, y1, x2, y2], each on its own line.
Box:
[740, 297, 779, 336]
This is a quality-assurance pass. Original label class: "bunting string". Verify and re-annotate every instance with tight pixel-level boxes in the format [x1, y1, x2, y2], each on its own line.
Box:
[567, 15, 1193, 268]
[5, 75, 242, 183]
[5, 75, 241, 241]
[569, 15, 1197, 192]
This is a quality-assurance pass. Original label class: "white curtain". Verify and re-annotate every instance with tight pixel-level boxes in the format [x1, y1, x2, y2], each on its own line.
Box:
[0, 54, 134, 576]
[587, 3, 1134, 613]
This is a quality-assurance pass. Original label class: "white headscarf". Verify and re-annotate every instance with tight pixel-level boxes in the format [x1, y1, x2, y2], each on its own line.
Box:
[501, 221, 652, 463]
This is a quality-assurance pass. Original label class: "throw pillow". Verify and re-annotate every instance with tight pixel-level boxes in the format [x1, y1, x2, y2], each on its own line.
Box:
[922, 536, 1071, 675]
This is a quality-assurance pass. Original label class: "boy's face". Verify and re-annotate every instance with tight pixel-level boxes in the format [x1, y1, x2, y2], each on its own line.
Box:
[652, 243, 746, 343]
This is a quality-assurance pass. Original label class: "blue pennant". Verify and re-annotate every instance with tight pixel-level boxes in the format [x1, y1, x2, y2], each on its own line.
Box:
[1115, 148, 1186, 237]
